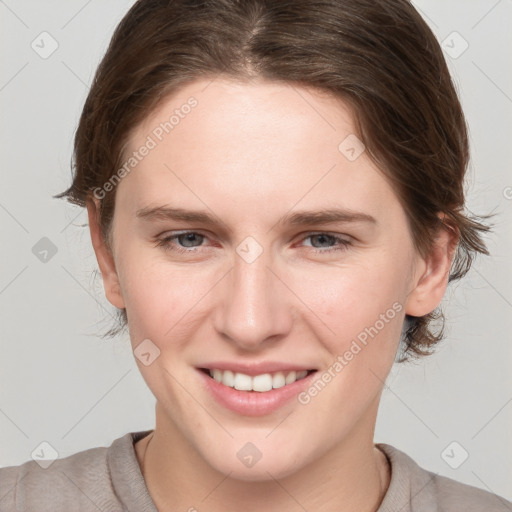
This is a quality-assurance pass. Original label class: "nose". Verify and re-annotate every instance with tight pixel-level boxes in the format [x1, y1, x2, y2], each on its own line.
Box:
[213, 245, 293, 351]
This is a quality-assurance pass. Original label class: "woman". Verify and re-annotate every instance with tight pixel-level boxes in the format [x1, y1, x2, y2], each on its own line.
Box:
[1, 0, 510, 510]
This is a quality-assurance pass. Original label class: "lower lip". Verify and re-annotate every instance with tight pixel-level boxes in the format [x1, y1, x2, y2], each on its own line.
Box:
[196, 368, 318, 417]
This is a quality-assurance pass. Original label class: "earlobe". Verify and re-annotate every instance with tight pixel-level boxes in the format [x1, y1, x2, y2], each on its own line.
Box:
[405, 222, 459, 317]
[86, 197, 126, 309]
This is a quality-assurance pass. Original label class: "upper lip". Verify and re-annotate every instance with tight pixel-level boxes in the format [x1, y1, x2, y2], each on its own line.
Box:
[197, 361, 317, 376]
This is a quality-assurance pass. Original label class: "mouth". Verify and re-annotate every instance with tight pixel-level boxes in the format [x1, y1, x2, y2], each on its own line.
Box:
[198, 367, 318, 393]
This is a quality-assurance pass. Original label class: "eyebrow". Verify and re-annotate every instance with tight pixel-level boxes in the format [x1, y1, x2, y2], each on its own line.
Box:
[135, 205, 377, 228]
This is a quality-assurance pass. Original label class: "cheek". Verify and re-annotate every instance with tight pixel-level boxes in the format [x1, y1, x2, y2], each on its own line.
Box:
[291, 257, 407, 343]
[292, 262, 407, 420]
[116, 246, 217, 340]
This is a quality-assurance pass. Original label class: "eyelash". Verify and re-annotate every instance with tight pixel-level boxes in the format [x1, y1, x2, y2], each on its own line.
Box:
[154, 231, 352, 254]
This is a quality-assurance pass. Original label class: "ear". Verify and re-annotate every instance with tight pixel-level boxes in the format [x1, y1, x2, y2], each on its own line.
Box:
[405, 217, 459, 317]
[86, 196, 126, 310]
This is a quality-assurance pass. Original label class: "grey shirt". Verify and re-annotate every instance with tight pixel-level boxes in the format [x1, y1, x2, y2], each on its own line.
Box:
[1, 430, 510, 511]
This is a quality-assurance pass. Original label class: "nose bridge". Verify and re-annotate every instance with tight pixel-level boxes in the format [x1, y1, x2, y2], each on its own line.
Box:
[215, 241, 292, 349]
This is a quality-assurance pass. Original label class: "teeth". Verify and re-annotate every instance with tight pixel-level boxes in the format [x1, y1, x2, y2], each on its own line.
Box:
[285, 371, 297, 385]
[208, 368, 310, 392]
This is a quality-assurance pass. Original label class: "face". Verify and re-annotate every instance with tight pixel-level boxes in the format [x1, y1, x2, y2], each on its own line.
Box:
[89, 78, 444, 481]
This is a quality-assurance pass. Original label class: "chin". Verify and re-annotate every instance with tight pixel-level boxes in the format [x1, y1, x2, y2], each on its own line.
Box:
[203, 444, 309, 482]
[220, 462, 299, 482]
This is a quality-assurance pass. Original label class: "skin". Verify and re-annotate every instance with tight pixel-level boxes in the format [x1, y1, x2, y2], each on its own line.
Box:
[87, 78, 457, 512]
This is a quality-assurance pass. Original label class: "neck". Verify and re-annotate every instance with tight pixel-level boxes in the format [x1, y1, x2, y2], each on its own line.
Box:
[137, 403, 390, 512]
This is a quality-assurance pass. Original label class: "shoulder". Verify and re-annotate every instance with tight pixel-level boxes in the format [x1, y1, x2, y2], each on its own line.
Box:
[0, 432, 138, 512]
[377, 443, 512, 512]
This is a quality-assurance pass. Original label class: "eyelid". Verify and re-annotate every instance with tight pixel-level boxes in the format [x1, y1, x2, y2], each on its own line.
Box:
[156, 229, 353, 240]
[294, 230, 352, 241]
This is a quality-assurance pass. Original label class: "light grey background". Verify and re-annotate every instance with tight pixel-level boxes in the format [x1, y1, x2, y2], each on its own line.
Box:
[1, 0, 511, 503]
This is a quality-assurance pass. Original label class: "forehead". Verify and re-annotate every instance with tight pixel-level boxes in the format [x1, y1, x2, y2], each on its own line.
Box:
[130, 77, 356, 151]
[118, 78, 399, 222]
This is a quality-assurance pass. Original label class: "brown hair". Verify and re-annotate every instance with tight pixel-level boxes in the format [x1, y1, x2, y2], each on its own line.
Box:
[55, 0, 491, 362]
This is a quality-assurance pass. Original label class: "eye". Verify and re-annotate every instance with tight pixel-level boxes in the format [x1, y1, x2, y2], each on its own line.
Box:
[155, 231, 207, 253]
[154, 230, 352, 255]
[299, 232, 352, 253]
